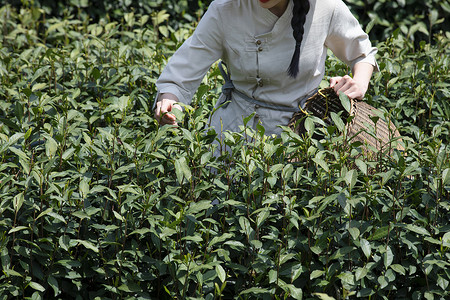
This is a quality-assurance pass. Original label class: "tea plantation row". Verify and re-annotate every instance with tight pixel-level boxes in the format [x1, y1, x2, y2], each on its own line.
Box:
[0, 4, 449, 300]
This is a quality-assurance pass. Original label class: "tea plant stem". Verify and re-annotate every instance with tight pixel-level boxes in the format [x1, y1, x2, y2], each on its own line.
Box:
[116, 213, 128, 295]
[59, 112, 68, 171]
[39, 172, 45, 237]
[182, 255, 191, 299]
[51, 59, 56, 93]
[385, 222, 391, 250]
[109, 136, 116, 189]
[276, 244, 281, 288]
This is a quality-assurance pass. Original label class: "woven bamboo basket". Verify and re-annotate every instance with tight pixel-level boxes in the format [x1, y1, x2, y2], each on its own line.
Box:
[288, 87, 404, 157]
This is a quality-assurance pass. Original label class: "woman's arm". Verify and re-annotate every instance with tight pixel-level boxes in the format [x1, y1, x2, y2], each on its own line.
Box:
[325, 0, 377, 100]
[153, 1, 224, 126]
[329, 61, 374, 100]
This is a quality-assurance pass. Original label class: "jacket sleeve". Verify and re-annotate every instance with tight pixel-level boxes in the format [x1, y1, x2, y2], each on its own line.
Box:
[325, 0, 379, 72]
[154, 1, 224, 107]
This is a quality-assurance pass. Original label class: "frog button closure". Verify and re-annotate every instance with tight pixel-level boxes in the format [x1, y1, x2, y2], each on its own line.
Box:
[256, 76, 263, 87]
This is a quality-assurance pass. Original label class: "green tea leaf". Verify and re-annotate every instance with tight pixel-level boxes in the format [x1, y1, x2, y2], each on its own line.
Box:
[312, 157, 329, 172]
[45, 136, 58, 158]
[304, 117, 315, 137]
[268, 269, 277, 283]
[28, 282, 45, 292]
[390, 264, 406, 275]
[36, 208, 52, 220]
[216, 265, 226, 283]
[348, 227, 360, 240]
[175, 156, 192, 184]
[224, 240, 245, 250]
[4, 269, 23, 277]
[360, 238, 371, 258]
[181, 235, 203, 242]
[9, 147, 29, 161]
[14, 102, 24, 122]
[13, 192, 24, 213]
[76, 239, 99, 253]
[62, 147, 76, 160]
[442, 232, 450, 247]
[437, 275, 449, 291]
[240, 287, 270, 295]
[355, 267, 368, 281]
[187, 200, 212, 215]
[442, 168, 450, 186]
[32, 83, 47, 92]
[312, 292, 336, 300]
[239, 216, 252, 236]
[310, 270, 325, 280]
[370, 226, 389, 240]
[256, 209, 270, 228]
[339, 92, 351, 113]
[355, 159, 367, 174]
[59, 236, 70, 252]
[8, 226, 28, 234]
[48, 275, 59, 296]
[79, 179, 89, 198]
[330, 112, 345, 132]
[286, 284, 303, 300]
[405, 224, 430, 236]
[113, 210, 125, 222]
[130, 228, 151, 236]
[345, 169, 357, 191]
[384, 246, 394, 268]
[48, 212, 66, 224]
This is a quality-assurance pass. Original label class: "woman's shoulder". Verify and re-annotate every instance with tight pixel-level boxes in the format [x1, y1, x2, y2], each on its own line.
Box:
[206, 0, 253, 17]
[209, 0, 242, 8]
[310, 0, 338, 13]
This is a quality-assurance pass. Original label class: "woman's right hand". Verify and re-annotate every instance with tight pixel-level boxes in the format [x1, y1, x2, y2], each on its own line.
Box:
[154, 96, 182, 126]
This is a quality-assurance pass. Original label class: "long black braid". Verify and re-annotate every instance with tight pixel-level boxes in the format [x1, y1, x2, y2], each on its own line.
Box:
[287, 0, 310, 78]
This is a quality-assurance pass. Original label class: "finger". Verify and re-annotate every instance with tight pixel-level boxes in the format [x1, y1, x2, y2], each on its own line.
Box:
[172, 104, 182, 114]
[333, 79, 347, 94]
[160, 101, 176, 121]
[335, 75, 352, 91]
[335, 76, 354, 93]
[155, 101, 175, 125]
[340, 82, 364, 100]
[159, 100, 171, 114]
[160, 117, 177, 126]
[329, 76, 341, 88]
[154, 101, 162, 123]
[345, 89, 363, 100]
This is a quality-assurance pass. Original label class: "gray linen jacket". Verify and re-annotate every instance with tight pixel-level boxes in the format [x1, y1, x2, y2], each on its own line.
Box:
[155, 0, 378, 136]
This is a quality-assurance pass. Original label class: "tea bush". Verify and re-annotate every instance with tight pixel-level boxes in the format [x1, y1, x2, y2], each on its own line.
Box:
[0, 4, 449, 300]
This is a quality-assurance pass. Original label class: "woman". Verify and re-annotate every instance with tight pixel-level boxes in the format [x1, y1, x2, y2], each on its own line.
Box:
[153, 0, 377, 137]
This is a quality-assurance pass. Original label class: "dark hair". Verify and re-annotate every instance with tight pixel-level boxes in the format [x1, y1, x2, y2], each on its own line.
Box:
[287, 0, 310, 78]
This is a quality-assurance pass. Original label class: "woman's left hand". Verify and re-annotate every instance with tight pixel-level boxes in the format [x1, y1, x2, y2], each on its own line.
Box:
[329, 75, 366, 100]
[329, 62, 374, 100]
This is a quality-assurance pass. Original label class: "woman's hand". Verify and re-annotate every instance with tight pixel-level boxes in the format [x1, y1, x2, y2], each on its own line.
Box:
[329, 62, 374, 100]
[154, 94, 182, 126]
[329, 75, 366, 100]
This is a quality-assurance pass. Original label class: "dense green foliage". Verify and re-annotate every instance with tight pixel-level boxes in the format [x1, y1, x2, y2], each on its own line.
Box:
[346, 0, 449, 42]
[0, 1, 449, 300]
[4, 0, 211, 30]
[3, 0, 449, 42]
